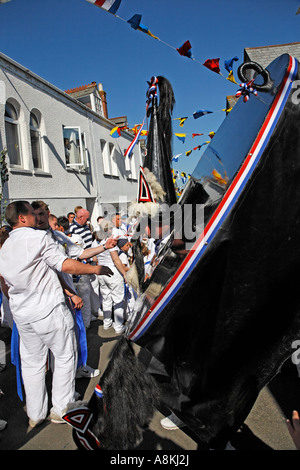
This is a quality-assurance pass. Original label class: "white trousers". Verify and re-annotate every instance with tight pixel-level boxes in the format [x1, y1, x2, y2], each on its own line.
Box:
[17, 303, 78, 422]
[89, 273, 101, 313]
[98, 267, 125, 330]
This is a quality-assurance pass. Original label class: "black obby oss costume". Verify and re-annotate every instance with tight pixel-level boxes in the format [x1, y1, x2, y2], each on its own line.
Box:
[63, 56, 300, 450]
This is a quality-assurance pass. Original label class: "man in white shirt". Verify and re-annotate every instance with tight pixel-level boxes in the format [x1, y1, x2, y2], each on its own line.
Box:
[33, 201, 116, 328]
[0, 201, 112, 428]
[111, 212, 128, 238]
[92, 221, 127, 333]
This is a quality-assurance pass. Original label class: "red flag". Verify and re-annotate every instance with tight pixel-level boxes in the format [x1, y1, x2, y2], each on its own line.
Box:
[177, 40, 193, 58]
[203, 58, 221, 74]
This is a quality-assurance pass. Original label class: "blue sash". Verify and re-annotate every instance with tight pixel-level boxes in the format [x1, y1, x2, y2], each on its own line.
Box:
[75, 308, 88, 368]
[11, 322, 23, 401]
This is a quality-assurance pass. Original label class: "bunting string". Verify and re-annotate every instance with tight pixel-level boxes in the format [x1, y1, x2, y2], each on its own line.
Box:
[85, 0, 246, 88]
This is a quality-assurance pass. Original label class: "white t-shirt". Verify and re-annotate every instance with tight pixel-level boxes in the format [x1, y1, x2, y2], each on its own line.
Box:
[119, 251, 129, 268]
[112, 224, 127, 238]
[92, 238, 118, 269]
[0, 227, 67, 326]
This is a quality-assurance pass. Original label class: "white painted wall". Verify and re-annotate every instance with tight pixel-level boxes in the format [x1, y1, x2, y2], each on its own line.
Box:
[0, 52, 143, 226]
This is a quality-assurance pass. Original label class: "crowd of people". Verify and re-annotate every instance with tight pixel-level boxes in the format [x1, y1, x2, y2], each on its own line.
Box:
[0, 200, 158, 433]
[1, 200, 299, 450]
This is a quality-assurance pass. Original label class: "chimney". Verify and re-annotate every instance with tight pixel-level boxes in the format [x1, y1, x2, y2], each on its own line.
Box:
[98, 83, 108, 119]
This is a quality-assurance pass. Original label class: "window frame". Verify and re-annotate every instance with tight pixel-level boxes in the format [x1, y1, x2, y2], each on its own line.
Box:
[4, 101, 22, 167]
[30, 110, 43, 170]
[63, 125, 86, 168]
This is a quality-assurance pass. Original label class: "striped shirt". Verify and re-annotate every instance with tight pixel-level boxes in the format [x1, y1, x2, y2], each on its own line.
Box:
[69, 220, 93, 249]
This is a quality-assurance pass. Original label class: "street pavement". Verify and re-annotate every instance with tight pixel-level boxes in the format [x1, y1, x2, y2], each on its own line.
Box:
[0, 317, 298, 452]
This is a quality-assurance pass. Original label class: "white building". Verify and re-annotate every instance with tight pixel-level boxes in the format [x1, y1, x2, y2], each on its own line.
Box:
[0, 52, 143, 225]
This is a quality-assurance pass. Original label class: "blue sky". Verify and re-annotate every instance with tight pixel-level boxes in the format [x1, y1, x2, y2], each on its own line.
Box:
[1, 0, 300, 182]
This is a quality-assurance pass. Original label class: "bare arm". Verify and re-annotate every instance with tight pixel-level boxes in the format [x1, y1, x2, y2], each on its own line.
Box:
[57, 272, 83, 309]
[110, 250, 127, 282]
[78, 237, 118, 260]
[62, 258, 113, 277]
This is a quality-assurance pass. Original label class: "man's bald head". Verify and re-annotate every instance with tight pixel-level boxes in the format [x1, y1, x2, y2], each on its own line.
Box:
[76, 209, 90, 226]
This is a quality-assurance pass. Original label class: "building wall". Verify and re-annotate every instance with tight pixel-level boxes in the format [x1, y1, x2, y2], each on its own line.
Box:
[0, 53, 142, 225]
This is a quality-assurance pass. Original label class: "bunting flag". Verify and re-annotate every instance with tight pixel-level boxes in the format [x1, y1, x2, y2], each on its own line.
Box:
[172, 154, 181, 162]
[192, 133, 204, 138]
[186, 150, 192, 157]
[193, 109, 213, 119]
[226, 70, 238, 84]
[130, 124, 147, 135]
[174, 117, 188, 127]
[110, 126, 121, 137]
[208, 131, 215, 139]
[86, 0, 121, 15]
[86, 2, 242, 89]
[127, 14, 158, 38]
[176, 40, 193, 59]
[224, 56, 239, 73]
[124, 118, 145, 158]
[175, 133, 186, 143]
[203, 58, 221, 74]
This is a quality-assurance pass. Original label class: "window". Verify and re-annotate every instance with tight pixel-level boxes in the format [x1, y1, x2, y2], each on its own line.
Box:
[109, 143, 119, 177]
[100, 139, 110, 174]
[4, 101, 22, 166]
[30, 111, 43, 169]
[63, 126, 86, 167]
[125, 151, 137, 180]
[100, 140, 119, 177]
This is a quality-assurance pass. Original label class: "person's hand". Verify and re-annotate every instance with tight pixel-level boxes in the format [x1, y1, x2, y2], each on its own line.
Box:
[97, 266, 114, 277]
[105, 237, 118, 249]
[286, 410, 300, 449]
[70, 295, 83, 310]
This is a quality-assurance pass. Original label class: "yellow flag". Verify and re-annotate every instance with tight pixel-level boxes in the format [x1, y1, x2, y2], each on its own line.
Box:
[226, 70, 237, 84]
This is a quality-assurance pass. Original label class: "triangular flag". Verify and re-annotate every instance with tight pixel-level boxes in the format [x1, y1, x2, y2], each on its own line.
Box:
[192, 133, 204, 138]
[177, 117, 188, 126]
[203, 58, 221, 74]
[86, 0, 121, 15]
[127, 14, 158, 38]
[172, 154, 181, 162]
[186, 150, 192, 156]
[175, 133, 186, 143]
[176, 40, 193, 59]
[137, 167, 155, 203]
[226, 70, 237, 84]
[193, 110, 213, 119]
[224, 56, 239, 73]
